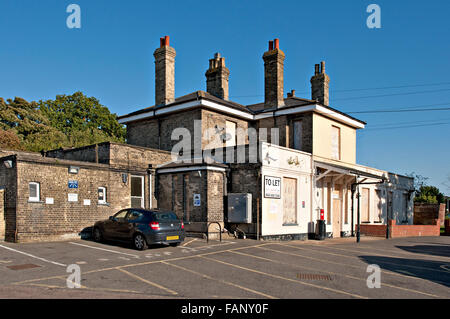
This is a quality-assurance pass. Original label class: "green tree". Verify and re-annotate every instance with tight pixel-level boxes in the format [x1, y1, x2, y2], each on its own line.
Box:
[39, 91, 125, 147]
[414, 185, 445, 204]
[0, 97, 67, 151]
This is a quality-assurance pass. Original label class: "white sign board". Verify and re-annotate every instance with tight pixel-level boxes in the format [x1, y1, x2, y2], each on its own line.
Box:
[45, 197, 54, 205]
[264, 176, 281, 199]
[193, 194, 201, 207]
[68, 193, 78, 202]
[83, 199, 91, 206]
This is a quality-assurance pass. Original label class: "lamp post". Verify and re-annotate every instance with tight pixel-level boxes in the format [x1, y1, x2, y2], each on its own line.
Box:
[357, 185, 361, 243]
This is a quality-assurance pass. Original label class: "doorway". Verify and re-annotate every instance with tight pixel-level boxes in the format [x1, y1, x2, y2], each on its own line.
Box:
[131, 176, 145, 208]
[332, 185, 342, 237]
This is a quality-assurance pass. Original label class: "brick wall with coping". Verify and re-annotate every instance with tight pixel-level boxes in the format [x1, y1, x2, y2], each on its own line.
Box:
[358, 219, 441, 238]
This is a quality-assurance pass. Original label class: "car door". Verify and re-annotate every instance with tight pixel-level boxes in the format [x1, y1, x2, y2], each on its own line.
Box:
[106, 209, 129, 240]
[124, 209, 144, 240]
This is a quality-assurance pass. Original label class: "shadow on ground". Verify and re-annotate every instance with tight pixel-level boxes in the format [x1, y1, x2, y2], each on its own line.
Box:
[359, 255, 450, 288]
[395, 245, 450, 258]
[78, 226, 171, 251]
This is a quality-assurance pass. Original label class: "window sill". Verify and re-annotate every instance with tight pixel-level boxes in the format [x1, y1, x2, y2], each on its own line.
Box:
[98, 202, 110, 207]
[28, 200, 43, 204]
[282, 223, 299, 227]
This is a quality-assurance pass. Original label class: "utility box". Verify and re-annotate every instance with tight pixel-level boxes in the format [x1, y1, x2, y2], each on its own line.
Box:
[227, 193, 252, 224]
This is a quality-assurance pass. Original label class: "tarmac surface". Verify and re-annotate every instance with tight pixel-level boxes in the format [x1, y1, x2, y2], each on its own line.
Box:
[0, 235, 449, 299]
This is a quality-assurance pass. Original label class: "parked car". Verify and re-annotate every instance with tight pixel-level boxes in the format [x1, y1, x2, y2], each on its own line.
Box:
[92, 208, 185, 250]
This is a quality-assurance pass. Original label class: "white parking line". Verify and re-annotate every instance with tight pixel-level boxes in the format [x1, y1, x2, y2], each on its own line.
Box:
[0, 244, 66, 267]
[69, 242, 140, 258]
[181, 238, 197, 247]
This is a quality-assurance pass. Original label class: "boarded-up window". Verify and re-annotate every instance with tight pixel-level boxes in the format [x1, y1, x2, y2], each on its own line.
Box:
[226, 120, 237, 147]
[283, 177, 297, 225]
[402, 193, 409, 223]
[293, 120, 303, 151]
[375, 190, 383, 222]
[331, 126, 340, 160]
[361, 188, 370, 222]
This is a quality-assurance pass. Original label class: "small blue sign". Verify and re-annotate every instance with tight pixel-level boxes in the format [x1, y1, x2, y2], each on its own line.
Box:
[68, 180, 78, 189]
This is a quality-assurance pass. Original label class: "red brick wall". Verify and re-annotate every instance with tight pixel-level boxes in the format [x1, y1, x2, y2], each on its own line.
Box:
[357, 219, 441, 238]
[358, 224, 386, 237]
[389, 219, 440, 237]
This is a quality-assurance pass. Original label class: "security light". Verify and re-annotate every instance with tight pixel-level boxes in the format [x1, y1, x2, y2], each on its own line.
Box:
[3, 160, 13, 169]
[68, 166, 79, 174]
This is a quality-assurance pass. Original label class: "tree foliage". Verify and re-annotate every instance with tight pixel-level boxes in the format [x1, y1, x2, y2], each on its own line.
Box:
[414, 185, 445, 204]
[0, 92, 125, 152]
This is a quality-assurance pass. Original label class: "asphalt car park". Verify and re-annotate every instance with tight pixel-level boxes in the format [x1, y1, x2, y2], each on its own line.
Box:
[0, 236, 449, 299]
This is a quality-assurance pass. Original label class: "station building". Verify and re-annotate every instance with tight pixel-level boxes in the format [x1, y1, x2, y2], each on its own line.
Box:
[0, 36, 415, 242]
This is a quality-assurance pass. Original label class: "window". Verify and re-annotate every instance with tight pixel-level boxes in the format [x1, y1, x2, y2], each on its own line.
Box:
[293, 120, 303, 151]
[225, 120, 237, 147]
[98, 187, 107, 204]
[127, 210, 143, 222]
[331, 125, 341, 160]
[282, 177, 297, 225]
[114, 210, 128, 220]
[375, 190, 383, 222]
[29, 182, 40, 202]
[361, 188, 370, 222]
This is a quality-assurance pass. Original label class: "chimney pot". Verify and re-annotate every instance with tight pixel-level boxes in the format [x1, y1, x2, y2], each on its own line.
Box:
[205, 53, 230, 100]
[263, 38, 285, 108]
[311, 61, 330, 106]
[154, 36, 176, 106]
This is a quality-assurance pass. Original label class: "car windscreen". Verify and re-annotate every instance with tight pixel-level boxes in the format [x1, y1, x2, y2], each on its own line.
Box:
[152, 212, 179, 221]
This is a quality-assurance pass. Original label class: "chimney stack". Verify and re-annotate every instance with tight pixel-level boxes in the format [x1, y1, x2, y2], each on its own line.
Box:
[263, 38, 285, 108]
[153, 35, 176, 106]
[205, 53, 230, 100]
[310, 61, 330, 106]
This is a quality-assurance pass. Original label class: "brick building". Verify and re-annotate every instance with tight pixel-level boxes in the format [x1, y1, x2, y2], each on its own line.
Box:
[0, 36, 416, 242]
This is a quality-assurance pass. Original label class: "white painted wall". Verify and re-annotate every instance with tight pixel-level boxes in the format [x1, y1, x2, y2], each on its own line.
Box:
[260, 143, 313, 236]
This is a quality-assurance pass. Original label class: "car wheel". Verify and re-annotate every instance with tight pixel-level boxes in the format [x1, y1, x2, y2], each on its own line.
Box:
[93, 227, 103, 242]
[169, 242, 180, 247]
[133, 233, 148, 251]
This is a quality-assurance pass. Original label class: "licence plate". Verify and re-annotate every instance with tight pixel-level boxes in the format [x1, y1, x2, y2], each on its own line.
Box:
[166, 235, 179, 241]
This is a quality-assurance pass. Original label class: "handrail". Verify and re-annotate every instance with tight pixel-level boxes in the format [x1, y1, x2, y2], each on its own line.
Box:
[206, 222, 222, 243]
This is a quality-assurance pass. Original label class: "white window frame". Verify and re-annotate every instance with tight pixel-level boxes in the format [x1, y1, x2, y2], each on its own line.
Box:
[131, 175, 145, 208]
[29, 182, 40, 202]
[98, 187, 107, 204]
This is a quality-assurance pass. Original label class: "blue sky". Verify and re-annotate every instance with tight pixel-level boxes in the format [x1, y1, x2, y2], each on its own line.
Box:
[1, 0, 449, 194]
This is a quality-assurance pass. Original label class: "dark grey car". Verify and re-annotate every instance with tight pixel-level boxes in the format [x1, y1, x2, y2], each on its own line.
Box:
[92, 209, 185, 250]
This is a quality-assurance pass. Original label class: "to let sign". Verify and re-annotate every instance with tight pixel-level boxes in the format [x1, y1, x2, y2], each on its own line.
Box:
[264, 176, 281, 199]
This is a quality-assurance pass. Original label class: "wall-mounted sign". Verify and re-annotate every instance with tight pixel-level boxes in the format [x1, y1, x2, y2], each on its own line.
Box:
[264, 176, 281, 199]
[193, 194, 201, 207]
[83, 199, 91, 206]
[68, 193, 78, 202]
[68, 180, 78, 189]
[45, 197, 54, 205]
